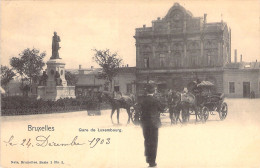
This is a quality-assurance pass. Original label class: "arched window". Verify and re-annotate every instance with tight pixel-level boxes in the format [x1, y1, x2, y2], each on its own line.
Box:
[207, 53, 215, 66]
[190, 53, 197, 67]
[144, 58, 149, 68]
[172, 42, 183, 50]
[159, 54, 166, 67]
[174, 52, 182, 67]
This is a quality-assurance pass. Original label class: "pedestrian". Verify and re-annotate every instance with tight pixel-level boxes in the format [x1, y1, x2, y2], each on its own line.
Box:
[139, 83, 164, 167]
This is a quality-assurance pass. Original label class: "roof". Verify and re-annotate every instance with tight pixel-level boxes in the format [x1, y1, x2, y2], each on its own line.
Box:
[224, 62, 260, 70]
[66, 69, 79, 75]
[78, 68, 102, 75]
[164, 3, 193, 20]
[224, 63, 241, 69]
[117, 67, 136, 73]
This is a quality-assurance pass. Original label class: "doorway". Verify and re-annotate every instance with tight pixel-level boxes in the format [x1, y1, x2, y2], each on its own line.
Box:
[243, 82, 250, 98]
[114, 86, 120, 92]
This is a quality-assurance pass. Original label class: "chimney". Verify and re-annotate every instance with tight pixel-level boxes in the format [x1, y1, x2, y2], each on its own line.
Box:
[127, 64, 129, 67]
[91, 66, 94, 70]
[229, 28, 231, 63]
[204, 14, 207, 24]
[157, 17, 160, 20]
[234, 49, 237, 63]
[240, 54, 242, 62]
[143, 24, 146, 28]
[79, 65, 82, 69]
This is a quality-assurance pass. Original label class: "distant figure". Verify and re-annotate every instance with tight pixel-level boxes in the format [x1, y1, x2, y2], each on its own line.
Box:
[113, 91, 122, 100]
[139, 83, 164, 167]
[250, 91, 255, 99]
[51, 32, 61, 59]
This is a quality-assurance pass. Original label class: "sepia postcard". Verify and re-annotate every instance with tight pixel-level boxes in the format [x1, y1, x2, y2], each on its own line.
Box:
[1, 0, 260, 167]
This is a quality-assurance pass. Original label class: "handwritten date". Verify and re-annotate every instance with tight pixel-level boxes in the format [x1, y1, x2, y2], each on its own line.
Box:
[3, 135, 110, 148]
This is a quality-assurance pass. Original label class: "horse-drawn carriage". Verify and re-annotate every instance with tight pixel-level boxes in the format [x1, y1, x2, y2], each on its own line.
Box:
[191, 80, 228, 121]
[130, 80, 228, 125]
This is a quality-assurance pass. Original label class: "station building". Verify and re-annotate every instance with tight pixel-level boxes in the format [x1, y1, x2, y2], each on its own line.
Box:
[135, 2, 231, 94]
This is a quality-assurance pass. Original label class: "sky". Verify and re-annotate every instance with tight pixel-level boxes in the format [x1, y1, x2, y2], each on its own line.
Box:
[1, 0, 259, 69]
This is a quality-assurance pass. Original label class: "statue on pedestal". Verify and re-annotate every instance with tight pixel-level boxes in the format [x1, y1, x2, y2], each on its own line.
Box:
[51, 32, 61, 59]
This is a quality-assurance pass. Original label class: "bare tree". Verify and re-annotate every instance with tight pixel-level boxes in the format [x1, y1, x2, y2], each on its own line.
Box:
[92, 49, 122, 91]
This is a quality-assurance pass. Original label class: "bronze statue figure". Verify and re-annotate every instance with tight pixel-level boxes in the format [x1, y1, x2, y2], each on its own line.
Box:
[51, 32, 61, 59]
[39, 71, 48, 86]
[55, 71, 62, 86]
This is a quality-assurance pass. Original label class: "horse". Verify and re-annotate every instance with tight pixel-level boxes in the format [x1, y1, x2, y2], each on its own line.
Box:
[168, 90, 198, 124]
[167, 91, 182, 124]
[101, 91, 135, 125]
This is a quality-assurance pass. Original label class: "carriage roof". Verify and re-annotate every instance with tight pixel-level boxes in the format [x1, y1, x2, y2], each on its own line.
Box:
[196, 81, 214, 87]
[137, 80, 166, 85]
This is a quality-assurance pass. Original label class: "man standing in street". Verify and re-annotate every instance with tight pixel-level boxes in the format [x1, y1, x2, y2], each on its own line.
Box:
[139, 83, 164, 167]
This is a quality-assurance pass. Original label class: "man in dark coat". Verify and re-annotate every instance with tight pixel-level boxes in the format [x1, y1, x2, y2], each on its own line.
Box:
[139, 83, 164, 167]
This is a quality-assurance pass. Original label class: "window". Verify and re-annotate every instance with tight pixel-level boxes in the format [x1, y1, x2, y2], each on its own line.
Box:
[190, 56, 197, 67]
[229, 82, 235, 93]
[207, 54, 215, 66]
[176, 57, 181, 67]
[114, 86, 120, 92]
[127, 84, 132, 94]
[159, 54, 166, 67]
[144, 58, 149, 68]
[207, 55, 211, 66]
[174, 52, 182, 68]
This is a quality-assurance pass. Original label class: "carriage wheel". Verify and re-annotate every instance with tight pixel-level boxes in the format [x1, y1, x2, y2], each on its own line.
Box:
[197, 107, 203, 120]
[187, 109, 190, 122]
[201, 106, 209, 122]
[219, 102, 228, 120]
[130, 106, 141, 125]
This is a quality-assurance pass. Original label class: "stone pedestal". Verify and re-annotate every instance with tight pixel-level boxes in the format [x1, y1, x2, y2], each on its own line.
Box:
[46, 59, 67, 87]
[37, 86, 75, 100]
[37, 59, 76, 100]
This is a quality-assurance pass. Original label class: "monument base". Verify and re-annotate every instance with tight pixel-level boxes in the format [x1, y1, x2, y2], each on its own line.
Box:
[37, 86, 76, 101]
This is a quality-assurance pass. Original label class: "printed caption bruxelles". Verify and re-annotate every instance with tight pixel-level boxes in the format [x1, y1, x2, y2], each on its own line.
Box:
[28, 125, 55, 132]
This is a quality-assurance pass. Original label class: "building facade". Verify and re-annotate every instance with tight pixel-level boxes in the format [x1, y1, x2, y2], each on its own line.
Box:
[75, 66, 136, 97]
[113, 67, 136, 95]
[75, 67, 105, 97]
[224, 62, 260, 98]
[135, 3, 231, 93]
